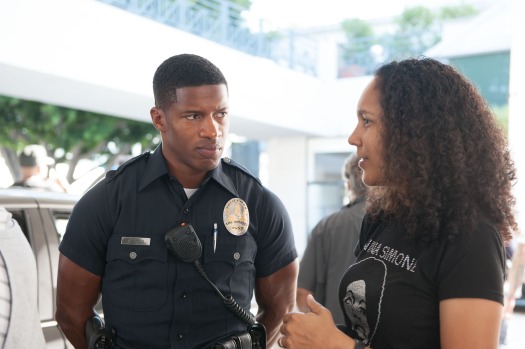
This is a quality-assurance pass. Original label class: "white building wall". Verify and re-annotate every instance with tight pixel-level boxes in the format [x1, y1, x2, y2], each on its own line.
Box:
[266, 137, 308, 255]
[509, 0, 525, 234]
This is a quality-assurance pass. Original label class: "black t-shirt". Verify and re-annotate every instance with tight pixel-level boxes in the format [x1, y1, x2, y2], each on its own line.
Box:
[59, 146, 297, 349]
[339, 214, 505, 349]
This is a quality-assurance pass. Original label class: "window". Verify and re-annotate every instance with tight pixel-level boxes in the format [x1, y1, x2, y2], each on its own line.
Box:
[51, 211, 71, 242]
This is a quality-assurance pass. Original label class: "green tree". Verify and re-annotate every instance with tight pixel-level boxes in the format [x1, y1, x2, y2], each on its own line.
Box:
[0, 96, 157, 184]
[387, 6, 440, 60]
[439, 5, 478, 20]
[339, 4, 480, 76]
[340, 19, 376, 74]
[386, 5, 479, 62]
[342, 18, 374, 39]
[396, 6, 435, 33]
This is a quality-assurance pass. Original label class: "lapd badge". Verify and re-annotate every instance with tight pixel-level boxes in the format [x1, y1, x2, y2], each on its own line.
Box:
[223, 198, 249, 236]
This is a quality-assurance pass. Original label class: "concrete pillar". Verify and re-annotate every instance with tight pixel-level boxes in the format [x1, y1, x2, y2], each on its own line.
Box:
[266, 137, 308, 256]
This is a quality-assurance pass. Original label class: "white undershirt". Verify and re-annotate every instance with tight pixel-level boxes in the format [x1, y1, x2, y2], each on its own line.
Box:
[184, 188, 198, 198]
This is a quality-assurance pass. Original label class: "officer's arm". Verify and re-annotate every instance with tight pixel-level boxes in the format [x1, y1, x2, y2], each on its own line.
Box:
[254, 259, 299, 348]
[56, 253, 102, 349]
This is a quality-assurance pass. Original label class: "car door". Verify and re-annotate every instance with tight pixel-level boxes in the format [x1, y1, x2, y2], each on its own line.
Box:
[38, 201, 104, 348]
[38, 205, 76, 349]
[6, 202, 72, 348]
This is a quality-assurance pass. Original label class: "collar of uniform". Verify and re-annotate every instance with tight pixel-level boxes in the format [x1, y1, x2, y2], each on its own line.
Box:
[137, 144, 239, 197]
[206, 160, 239, 197]
[138, 144, 169, 192]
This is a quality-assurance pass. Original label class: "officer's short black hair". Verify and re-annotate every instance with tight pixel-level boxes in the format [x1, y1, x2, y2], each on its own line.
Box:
[153, 53, 228, 110]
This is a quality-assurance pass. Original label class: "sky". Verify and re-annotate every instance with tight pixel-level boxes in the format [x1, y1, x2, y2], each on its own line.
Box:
[247, 0, 495, 29]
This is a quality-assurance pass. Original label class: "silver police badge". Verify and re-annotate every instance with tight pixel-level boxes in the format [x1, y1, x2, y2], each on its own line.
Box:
[223, 198, 249, 236]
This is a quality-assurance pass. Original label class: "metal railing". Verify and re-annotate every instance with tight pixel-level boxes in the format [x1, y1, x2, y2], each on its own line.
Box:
[97, 0, 318, 76]
[96, 0, 439, 79]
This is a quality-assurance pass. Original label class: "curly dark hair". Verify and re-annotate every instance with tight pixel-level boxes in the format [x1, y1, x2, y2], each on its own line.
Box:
[367, 57, 516, 243]
[153, 53, 228, 110]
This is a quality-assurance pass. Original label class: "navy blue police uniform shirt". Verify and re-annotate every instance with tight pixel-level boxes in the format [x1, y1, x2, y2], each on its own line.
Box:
[59, 144, 297, 349]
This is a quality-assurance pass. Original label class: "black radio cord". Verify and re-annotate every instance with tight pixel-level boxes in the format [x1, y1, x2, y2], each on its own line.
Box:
[193, 260, 256, 325]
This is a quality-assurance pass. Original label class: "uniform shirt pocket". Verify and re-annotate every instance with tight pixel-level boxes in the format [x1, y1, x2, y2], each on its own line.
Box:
[202, 232, 255, 304]
[103, 237, 168, 311]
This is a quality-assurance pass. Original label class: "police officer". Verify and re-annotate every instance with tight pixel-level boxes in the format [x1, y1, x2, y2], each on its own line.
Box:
[56, 54, 299, 349]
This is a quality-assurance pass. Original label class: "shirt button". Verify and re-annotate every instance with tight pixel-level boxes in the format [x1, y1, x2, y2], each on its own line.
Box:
[180, 292, 187, 299]
[176, 334, 183, 341]
[183, 208, 190, 214]
[129, 252, 137, 260]
[233, 252, 240, 260]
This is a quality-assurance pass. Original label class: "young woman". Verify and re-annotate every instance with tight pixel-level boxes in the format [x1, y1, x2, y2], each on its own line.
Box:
[279, 57, 517, 349]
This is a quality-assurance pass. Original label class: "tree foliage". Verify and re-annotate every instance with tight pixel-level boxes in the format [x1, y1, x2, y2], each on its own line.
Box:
[342, 18, 374, 39]
[341, 19, 376, 66]
[386, 6, 440, 61]
[339, 4, 479, 73]
[439, 5, 478, 20]
[0, 95, 158, 183]
[395, 6, 436, 33]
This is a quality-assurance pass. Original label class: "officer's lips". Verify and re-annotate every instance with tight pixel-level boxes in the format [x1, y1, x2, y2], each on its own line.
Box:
[196, 144, 223, 158]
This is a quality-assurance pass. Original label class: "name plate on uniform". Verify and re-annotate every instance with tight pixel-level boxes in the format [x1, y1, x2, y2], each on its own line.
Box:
[121, 237, 151, 246]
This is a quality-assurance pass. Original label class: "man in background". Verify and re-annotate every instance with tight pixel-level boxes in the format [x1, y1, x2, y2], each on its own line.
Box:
[11, 144, 68, 192]
[296, 153, 366, 324]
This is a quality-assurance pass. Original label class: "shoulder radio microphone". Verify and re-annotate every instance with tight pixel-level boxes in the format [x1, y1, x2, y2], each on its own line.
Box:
[164, 223, 256, 325]
[165, 223, 266, 349]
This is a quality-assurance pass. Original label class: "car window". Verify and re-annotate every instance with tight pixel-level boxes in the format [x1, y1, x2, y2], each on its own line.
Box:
[52, 211, 70, 242]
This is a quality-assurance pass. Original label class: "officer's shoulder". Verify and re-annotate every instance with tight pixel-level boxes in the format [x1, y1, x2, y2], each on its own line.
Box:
[221, 157, 261, 185]
[106, 151, 152, 182]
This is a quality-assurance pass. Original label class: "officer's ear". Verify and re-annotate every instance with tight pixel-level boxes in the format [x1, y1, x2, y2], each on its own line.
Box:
[150, 107, 166, 132]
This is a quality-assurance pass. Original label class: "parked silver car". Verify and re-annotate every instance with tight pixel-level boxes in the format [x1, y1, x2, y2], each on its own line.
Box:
[0, 187, 102, 348]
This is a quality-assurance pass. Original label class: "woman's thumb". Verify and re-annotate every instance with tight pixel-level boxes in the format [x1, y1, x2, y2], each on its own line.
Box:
[306, 294, 323, 314]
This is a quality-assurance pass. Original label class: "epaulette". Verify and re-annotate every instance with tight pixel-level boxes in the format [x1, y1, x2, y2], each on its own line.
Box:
[106, 151, 152, 182]
[221, 157, 262, 185]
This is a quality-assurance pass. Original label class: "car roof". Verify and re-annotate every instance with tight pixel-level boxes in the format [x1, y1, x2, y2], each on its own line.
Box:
[0, 187, 80, 208]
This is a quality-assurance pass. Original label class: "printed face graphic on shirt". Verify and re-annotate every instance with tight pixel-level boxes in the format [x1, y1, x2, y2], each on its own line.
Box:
[344, 280, 370, 340]
[341, 257, 387, 345]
